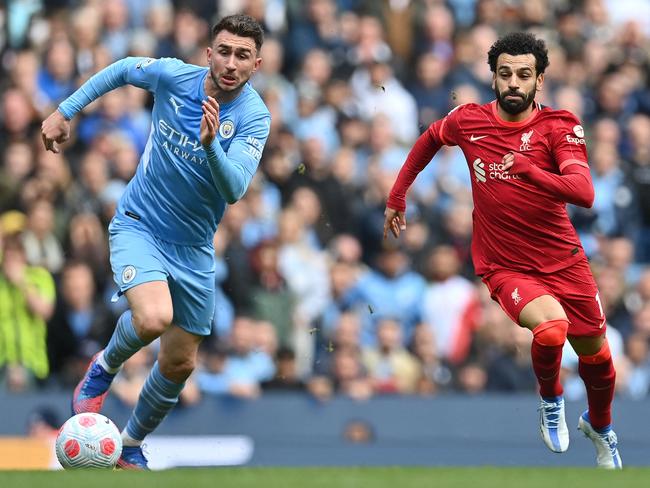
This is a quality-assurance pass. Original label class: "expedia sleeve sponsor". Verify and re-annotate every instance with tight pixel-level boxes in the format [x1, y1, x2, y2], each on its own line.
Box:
[565, 124, 586, 144]
[565, 135, 586, 145]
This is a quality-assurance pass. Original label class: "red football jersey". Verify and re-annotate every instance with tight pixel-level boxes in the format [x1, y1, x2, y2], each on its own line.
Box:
[431, 101, 589, 275]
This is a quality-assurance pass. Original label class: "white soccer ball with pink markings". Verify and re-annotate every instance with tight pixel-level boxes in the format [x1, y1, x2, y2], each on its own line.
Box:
[55, 413, 122, 469]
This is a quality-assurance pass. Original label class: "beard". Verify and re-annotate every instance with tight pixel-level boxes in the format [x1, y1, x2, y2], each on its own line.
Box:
[494, 86, 537, 115]
[209, 67, 247, 93]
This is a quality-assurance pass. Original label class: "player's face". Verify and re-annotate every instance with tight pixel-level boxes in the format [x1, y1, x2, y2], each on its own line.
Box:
[207, 31, 262, 94]
[492, 53, 544, 115]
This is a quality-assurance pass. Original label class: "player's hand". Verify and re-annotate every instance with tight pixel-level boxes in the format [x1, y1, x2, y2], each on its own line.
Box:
[383, 206, 406, 239]
[41, 110, 70, 154]
[200, 96, 220, 146]
[502, 151, 532, 176]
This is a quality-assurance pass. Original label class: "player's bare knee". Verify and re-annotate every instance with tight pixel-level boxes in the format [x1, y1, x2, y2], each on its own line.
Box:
[131, 308, 172, 340]
[519, 295, 567, 329]
[573, 335, 609, 359]
[159, 357, 195, 383]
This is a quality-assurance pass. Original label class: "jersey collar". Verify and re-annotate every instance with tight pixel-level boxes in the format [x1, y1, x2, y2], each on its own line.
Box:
[491, 100, 539, 127]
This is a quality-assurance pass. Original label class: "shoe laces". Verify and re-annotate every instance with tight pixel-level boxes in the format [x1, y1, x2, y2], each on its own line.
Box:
[599, 430, 618, 453]
[81, 362, 113, 395]
[539, 400, 562, 429]
[88, 362, 106, 378]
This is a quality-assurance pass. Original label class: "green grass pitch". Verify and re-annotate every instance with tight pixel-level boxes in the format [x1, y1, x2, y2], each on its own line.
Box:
[1, 467, 648, 488]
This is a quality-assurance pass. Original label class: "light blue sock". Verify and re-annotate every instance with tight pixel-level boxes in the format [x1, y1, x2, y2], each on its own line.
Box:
[125, 361, 184, 441]
[103, 311, 147, 370]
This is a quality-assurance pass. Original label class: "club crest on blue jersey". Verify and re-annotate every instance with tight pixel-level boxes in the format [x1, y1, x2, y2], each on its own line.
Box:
[219, 120, 235, 139]
[122, 265, 137, 284]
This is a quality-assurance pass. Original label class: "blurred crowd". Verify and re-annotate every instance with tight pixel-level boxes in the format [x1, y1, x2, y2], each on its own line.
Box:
[1, 0, 650, 405]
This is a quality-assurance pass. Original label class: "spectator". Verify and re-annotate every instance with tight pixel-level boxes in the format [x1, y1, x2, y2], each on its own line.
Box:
[197, 317, 276, 399]
[419, 245, 481, 365]
[350, 45, 419, 143]
[0, 235, 55, 390]
[65, 213, 110, 287]
[362, 317, 421, 394]
[21, 199, 65, 275]
[0, 141, 35, 212]
[47, 261, 114, 385]
[345, 240, 426, 346]
[248, 239, 295, 346]
[36, 37, 77, 110]
[262, 346, 307, 391]
[330, 346, 373, 401]
[409, 324, 453, 395]
[0, 87, 38, 147]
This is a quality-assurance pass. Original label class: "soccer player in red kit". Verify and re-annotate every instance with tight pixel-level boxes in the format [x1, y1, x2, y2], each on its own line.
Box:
[384, 32, 621, 469]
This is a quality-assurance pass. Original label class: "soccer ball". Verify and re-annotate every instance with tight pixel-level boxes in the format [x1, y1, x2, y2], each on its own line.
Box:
[55, 413, 123, 469]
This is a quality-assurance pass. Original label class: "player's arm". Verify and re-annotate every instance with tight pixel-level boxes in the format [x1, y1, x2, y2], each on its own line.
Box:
[201, 96, 270, 204]
[503, 152, 594, 207]
[41, 57, 165, 153]
[503, 114, 594, 208]
[383, 112, 458, 238]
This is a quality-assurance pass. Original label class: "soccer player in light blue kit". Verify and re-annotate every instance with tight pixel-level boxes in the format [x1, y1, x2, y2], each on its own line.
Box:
[41, 15, 270, 469]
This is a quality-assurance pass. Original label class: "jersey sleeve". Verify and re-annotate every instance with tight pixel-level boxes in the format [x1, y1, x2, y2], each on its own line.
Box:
[428, 103, 466, 147]
[549, 111, 589, 173]
[58, 57, 175, 119]
[385, 105, 471, 211]
[205, 111, 271, 204]
[122, 57, 174, 91]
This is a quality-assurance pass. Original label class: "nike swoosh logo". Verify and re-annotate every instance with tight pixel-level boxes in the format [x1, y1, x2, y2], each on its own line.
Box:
[470, 135, 488, 142]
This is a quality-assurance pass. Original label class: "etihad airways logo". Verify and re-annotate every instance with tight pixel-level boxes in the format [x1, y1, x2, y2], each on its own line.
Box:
[472, 158, 521, 183]
[158, 119, 206, 165]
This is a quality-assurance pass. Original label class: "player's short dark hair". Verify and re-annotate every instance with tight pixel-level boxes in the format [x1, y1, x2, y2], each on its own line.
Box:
[487, 32, 549, 75]
[212, 14, 264, 52]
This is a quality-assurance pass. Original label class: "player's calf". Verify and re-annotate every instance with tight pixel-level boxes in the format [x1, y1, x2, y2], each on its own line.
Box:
[531, 319, 568, 397]
[531, 320, 570, 453]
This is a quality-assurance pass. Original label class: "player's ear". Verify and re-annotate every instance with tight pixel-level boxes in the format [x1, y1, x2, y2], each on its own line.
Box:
[491, 73, 496, 90]
[206, 47, 212, 64]
[536, 72, 544, 92]
[252, 56, 262, 73]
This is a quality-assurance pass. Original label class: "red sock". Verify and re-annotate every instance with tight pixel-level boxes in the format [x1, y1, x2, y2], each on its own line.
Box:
[578, 339, 616, 430]
[531, 320, 569, 398]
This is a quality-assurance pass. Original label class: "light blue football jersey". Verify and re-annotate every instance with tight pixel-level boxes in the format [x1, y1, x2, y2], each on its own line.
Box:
[59, 57, 271, 245]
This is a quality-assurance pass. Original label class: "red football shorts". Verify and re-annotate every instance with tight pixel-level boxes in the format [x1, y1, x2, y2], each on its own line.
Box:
[481, 258, 606, 337]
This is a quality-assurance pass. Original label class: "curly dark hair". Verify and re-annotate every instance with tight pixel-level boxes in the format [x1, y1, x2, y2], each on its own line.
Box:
[487, 32, 549, 75]
[211, 14, 264, 52]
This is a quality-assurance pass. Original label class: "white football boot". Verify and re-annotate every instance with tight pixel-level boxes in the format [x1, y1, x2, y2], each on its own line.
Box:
[578, 411, 622, 469]
[538, 396, 570, 453]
